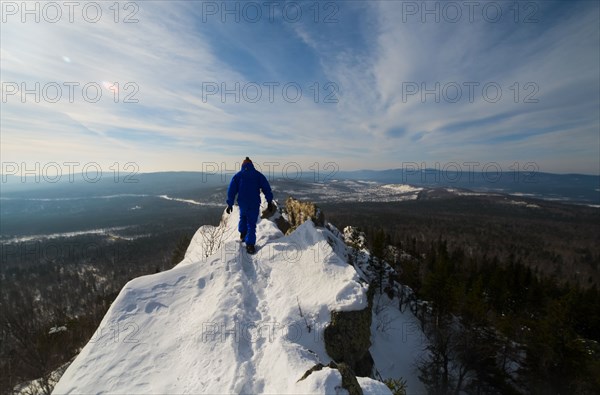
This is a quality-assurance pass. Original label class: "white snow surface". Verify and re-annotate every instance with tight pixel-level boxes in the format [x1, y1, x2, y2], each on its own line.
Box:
[381, 184, 423, 194]
[158, 194, 221, 206]
[53, 204, 390, 394]
[370, 294, 427, 394]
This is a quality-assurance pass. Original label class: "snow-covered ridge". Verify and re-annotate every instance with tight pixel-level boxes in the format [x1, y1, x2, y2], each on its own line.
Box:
[52, 204, 392, 394]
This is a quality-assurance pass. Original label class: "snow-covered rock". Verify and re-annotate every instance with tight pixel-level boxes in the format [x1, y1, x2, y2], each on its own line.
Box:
[52, 204, 392, 394]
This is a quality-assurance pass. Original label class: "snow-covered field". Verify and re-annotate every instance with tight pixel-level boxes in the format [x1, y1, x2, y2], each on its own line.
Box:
[52, 204, 417, 394]
[370, 294, 426, 394]
[283, 181, 424, 203]
[0, 226, 133, 244]
[158, 194, 222, 206]
[381, 184, 423, 194]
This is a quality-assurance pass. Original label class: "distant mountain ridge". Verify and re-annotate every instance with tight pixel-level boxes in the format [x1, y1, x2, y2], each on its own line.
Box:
[3, 169, 599, 204]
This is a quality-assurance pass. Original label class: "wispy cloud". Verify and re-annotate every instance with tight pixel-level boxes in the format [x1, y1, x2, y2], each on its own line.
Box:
[1, 1, 598, 174]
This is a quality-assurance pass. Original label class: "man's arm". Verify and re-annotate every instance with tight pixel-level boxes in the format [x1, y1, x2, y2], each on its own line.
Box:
[226, 174, 239, 207]
[259, 173, 273, 203]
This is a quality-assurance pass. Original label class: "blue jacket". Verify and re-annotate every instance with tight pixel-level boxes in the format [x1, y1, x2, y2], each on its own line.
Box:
[227, 162, 273, 211]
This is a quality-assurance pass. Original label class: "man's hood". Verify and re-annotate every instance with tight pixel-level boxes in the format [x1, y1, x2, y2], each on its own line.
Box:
[241, 162, 255, 171]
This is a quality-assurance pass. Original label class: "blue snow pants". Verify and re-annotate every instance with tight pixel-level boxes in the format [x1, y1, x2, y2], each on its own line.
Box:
[238, 206, 259, 245]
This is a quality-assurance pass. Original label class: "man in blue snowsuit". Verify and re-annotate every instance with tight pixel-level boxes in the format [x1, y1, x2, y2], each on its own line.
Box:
[226, 157, 273, 254]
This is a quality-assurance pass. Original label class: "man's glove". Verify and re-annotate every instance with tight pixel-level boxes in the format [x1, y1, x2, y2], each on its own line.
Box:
[267, 201, 274, 212]
[226, 205, 233, 214]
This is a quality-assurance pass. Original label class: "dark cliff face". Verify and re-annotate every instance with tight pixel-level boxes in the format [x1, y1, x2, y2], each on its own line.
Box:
[324, 286, 375, 378]
[298, 284, 374, 395]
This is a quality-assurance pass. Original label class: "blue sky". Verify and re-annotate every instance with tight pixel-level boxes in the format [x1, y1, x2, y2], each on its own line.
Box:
[1, 0, 599, 175]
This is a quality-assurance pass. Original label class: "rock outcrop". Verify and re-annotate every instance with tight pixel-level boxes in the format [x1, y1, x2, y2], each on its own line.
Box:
[298, 361, 363, 395]
[284, 197, 325, 231]
[324, 286, 375, 377]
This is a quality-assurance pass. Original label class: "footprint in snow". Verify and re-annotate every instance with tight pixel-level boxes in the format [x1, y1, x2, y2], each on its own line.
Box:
[145, 301, 168, 314]
[198, 278, 206, 289]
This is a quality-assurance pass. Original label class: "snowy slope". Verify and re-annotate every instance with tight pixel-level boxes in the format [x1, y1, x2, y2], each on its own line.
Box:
[370, 294, 426, 394]
[53, 204, 392, 394]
